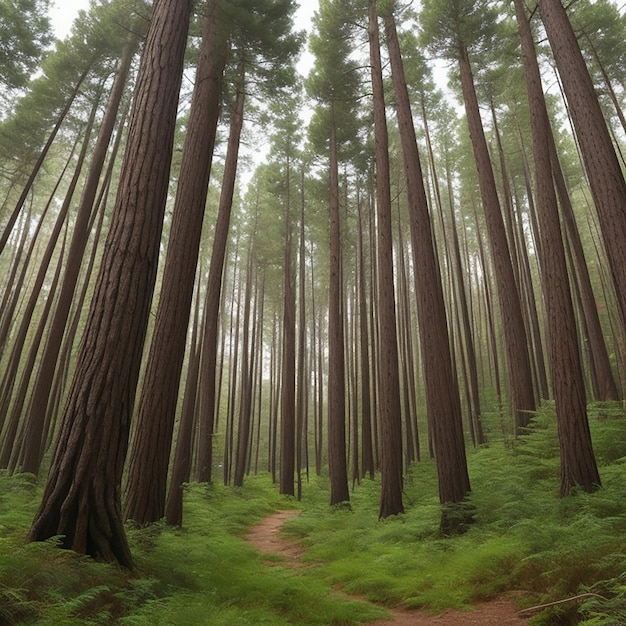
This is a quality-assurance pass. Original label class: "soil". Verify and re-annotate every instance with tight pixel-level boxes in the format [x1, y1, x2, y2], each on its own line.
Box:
[244, 510, 529, 625]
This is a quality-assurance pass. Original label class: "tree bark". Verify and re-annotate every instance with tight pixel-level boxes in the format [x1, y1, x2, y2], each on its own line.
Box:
[368, 0, 404, 519]
[27, 0, 192, 567]
[125, 4, 228, 522]
[538, 0, 626, 339]
[514, 0, 600, 495]
[457, 38, 536, 433]
[328, 121, 350, 505]
[385, 12, 470, 517]
[22, 41, 137, 476]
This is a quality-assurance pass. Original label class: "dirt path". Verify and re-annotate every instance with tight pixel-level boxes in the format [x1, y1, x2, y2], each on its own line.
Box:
[245, 510, 529, 626]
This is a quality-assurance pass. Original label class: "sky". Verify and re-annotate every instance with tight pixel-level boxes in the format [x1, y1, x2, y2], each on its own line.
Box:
[50, 1, 319, 47]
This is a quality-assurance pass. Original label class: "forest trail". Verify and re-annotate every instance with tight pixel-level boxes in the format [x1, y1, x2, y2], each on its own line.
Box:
[245, 510, 529, 626]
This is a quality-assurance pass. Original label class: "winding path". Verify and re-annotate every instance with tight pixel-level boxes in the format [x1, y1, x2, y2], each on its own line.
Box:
[245, 510, 528, 625]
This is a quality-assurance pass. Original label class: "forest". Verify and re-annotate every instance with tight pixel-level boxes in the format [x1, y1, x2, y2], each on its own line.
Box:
[1, 0, 626, 623]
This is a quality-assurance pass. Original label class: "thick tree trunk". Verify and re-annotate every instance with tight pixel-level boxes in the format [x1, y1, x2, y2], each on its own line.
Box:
[514, 0, 600, 495]
[538, 0, 626, 338]
[368, 0, 404, 519]
[27, 0, 192, 567]
[22, 42, 137, 476]
[125, 6, 228, 521]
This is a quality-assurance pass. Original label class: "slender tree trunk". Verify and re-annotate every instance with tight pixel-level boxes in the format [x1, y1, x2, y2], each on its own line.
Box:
[457, 38, 536, 433]
[195, 88, 245, 484]
[357, 197, 375, 479]
[165, 268, 204, 526]
[0, 64, 92, 255]
[368, 1, 404, 518]
[328, 122, 350, 505]
[385, 12, 470, 522]
[515, 0, 600, 494]
[280, 157, 296, 496]
[27, 0, 192, 567]
[548, 136, 620, 400]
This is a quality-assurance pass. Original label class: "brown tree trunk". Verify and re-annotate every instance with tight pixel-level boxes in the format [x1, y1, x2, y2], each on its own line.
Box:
[548, 136, 620, 400]
[457, 39, 536, 433]
[368, 1, 404, 518]
[514, 0, 601, 494]
[22, 42, 137, 476]
[27, 0, 192, 567]
[328, 122, 350, 506]
[165, 269, 204, 526]
[125, 6, 228, 522]
[385, 12, 470, 520]
[280, 156, 296, 496]
[538, 0, 626, 337]
[195, 89, 245, 484]
[357, 197, 375, 479]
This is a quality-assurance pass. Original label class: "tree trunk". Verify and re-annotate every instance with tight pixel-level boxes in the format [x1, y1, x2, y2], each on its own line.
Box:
[27, 0, 192, 567]
[514, 0, 601, 495]
[279, 157, 296, 496]
[195, 88, 245, 484]
[328, 121, 350, 506]
[368, 0, 404, 519]
[538, 0, 626, 338]
[457, 38, 536, 433]
[385, 12, 470, 520]
[125, 5, 228, 522]
[22, 42, 137, 476]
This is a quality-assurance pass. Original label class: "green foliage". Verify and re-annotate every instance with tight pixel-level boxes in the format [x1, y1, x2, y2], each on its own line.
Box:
[0, 0, 52, 92]
[4, 411, 626, 623]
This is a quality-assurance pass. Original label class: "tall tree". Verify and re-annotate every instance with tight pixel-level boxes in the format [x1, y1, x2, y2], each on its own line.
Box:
[308, 0, 360, 506]
[368, 0, 404, 518]
[538, 0, 626, 338]
[27, 0, 192, 566]
[22, 37, 140, 476]
[194, 0, 302, 485]
[513, 0, 601, 495]
[421, 0, 536, 433]
[382, 5, 470, 526]
[124, 0, 227, 525]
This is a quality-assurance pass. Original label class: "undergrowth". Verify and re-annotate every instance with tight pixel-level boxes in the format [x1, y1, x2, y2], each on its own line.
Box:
[1, 401, 626, 624]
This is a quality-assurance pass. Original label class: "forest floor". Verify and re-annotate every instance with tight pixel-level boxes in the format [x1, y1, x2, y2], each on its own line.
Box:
[245, 510, 529, 625]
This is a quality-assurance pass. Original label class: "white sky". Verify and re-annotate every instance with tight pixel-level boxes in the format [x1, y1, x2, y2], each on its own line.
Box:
[51, 1, 319, 41]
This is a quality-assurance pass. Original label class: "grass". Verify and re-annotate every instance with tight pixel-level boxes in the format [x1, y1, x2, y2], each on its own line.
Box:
[2, 401, 626, 624]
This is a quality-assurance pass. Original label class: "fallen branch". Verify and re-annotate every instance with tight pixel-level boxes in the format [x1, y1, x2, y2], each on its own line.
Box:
[517, 593, 606, 617]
